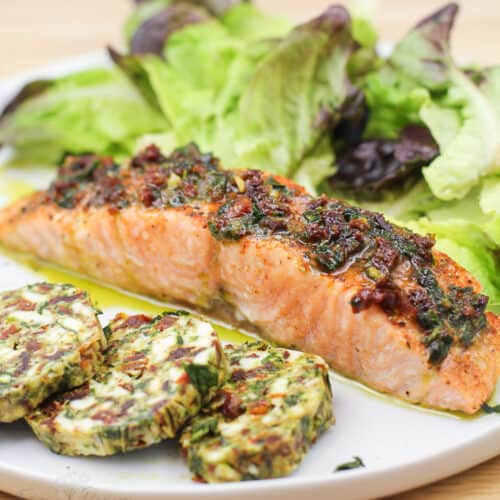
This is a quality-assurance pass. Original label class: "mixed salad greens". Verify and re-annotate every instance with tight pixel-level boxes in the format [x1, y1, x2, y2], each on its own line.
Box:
[0, 1, 498, 308]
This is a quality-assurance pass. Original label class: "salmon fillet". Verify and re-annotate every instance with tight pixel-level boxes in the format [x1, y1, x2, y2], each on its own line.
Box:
[0, 144, 498, 414]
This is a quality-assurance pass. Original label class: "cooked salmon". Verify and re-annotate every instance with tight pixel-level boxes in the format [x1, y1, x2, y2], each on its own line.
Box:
[0, 144, 497, 414]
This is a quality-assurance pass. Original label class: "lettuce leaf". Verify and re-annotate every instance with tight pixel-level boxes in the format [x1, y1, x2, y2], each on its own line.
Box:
[329, 125, 438, 194]
[360, 5, 459, 139]
[116, 5, 354, 186]
[421, 68, 500, 200]
[0, 68, 168, 164]
[366, 182, 430, 218]
[124, 0, 249, 44]
[125, 0, 172, 42]
[233, 6, 353, 177]
[221, 3, 291, 41]
[361, 69, 428, 139]
[114, 18, 270, 164]
[293, 136, 336, 195]
[346, 0, 379, 80]
[392, 178, 500, 304]
[406, 216, 500, 304]
[358, 3, 500, 201]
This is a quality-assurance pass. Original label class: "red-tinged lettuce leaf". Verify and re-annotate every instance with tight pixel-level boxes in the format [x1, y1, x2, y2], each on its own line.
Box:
[361, 3, 459, 141]
[130, 3, 211, 56]
[389, 2, 458, 90]
[125, 0, 248, 44]
[125, 0, 172, 42]
[108, 47, 164, 111]
[332, 86, 369, 151]
[1, 80, 54, 119]
[330, 125, 438, 193]
[234, 5, 355, 177]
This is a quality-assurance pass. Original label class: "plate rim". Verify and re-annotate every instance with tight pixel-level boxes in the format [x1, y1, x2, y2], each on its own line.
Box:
[1, 421, 499, 499]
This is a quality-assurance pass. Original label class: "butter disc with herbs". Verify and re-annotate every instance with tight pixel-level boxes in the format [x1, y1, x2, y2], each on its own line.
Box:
[180, 342, 334, 482]
[27, 312, 227, 456]
[0, 282, 105, 423]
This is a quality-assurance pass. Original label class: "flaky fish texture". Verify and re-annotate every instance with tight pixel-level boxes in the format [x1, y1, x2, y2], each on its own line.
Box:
[0, 144, 498, 414]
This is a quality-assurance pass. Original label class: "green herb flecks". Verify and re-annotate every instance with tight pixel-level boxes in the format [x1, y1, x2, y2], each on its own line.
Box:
[190, 417, 219, 443]
[482, 403, 500, 414]
[335, 456, 365, 471]
[184, 363, 220, 398]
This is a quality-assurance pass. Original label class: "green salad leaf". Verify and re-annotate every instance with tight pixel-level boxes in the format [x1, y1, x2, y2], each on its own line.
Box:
[421, 68, 500, 200]
[361, 68, 429, 139]
[361, 4, 458, 140]
[479, 177, 500, 246]
[114, 17, 271, 164]
[114, 4, 355, 186]
[0, 68, 167, 164]
[232, 5, 353, 177]
[221, 3, 291, 41]
[347, 0, 379, 80]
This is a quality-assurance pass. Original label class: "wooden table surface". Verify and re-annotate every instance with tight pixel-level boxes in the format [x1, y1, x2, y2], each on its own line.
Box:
[0, 1, 499, 498]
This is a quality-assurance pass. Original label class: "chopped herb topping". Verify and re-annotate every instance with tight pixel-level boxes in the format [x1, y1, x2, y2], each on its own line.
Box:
[482, 403, 500, 414]
[164, 310, 190, 317]
[335, 456, 365, 471]
[45, 143, 490, 365]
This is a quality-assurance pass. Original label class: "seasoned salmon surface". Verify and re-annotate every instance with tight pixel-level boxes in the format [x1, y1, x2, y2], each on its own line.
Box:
[0, 144, 498, 414]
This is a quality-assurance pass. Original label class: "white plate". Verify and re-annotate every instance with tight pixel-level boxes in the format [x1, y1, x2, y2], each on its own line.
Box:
[0, 52, 499, 500]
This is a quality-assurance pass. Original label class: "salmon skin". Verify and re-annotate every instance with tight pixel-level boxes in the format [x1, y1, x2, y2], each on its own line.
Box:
[0, 144, 498, 414]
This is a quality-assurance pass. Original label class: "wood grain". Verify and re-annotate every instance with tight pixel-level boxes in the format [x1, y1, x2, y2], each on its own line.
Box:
[1, 0, 499, 80]
[0, 1, 499, 498]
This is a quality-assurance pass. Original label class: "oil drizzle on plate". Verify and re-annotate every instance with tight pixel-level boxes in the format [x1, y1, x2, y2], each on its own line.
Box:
[0, 176, 35, 203]
[329, 371, 481, 421]
[2, 248, 252, 346]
